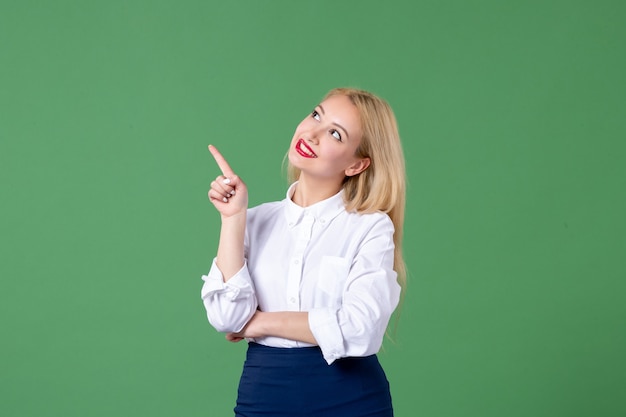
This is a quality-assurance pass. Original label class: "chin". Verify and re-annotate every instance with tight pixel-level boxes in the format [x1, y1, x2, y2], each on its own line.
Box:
[287, 149, 303, 167]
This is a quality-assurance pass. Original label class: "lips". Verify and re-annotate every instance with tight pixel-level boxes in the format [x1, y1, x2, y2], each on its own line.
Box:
[295, 138, 317, 158]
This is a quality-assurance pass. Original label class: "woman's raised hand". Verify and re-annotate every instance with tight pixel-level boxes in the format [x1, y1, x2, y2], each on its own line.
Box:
[208, 145, 248, 218]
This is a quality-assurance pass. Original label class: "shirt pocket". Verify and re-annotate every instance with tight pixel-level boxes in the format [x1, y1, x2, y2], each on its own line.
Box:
[317, 256, 350, 305]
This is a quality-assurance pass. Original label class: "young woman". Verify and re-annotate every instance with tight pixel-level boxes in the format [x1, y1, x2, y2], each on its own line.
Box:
[201, 88, 406, 417]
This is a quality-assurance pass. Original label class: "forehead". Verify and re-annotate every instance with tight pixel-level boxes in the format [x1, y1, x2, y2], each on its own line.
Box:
[320, 95, 362, 135]
[320, 94, 358, 118]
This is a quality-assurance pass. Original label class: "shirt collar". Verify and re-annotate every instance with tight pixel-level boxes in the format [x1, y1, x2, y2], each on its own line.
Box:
[284, 182, 346, 228]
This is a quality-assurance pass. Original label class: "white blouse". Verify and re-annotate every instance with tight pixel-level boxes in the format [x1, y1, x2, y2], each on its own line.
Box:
[201, 183, 401, 364]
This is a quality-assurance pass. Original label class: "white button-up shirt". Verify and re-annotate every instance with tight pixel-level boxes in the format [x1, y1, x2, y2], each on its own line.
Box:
[201, 183, 401, 364]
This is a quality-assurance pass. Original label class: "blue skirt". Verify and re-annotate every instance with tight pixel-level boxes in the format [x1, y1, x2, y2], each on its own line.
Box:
[234, 342, 393, 417]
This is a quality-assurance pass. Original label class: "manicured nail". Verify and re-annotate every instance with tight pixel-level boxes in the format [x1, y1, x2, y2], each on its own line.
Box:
[230, 190, 236, 195]
[223, 178, 231, 185]
[222, 197, 228, 202]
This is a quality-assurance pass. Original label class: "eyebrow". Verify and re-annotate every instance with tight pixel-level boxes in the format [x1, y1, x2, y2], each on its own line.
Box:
[316, 104, 350, 140]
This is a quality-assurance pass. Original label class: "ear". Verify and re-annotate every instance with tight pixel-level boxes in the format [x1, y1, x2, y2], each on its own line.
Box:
[345, 157, 371, 177]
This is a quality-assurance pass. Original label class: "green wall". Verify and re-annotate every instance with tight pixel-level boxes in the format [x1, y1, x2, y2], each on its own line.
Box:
[1, 1, 624, 416]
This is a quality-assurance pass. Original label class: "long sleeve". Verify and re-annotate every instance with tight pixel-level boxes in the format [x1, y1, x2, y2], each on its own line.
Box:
[308, 215, 401, 364]
[201, 258, 258, 333]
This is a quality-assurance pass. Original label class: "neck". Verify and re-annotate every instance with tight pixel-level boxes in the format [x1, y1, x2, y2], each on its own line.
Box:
[292, 175, 343, 207]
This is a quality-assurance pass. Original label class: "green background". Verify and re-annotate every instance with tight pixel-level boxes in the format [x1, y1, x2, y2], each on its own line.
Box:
[1, 1, 625, 416]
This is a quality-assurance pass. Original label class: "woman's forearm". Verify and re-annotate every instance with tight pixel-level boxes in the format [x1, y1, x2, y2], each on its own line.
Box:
[207, 145, 248, 282]
[265, 312, 317, 344]
[233, 311, 317, 345]
[216, 212, 246, 281]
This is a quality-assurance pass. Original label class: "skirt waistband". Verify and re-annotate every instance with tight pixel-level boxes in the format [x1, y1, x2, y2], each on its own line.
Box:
[245, 342, 325, 367]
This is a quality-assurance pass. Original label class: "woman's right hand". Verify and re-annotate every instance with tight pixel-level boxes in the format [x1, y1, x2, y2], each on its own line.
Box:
[208, 145, 248, 218]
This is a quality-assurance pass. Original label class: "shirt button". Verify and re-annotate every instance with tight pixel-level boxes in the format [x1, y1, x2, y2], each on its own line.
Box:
[294, 259, 300, 264]
[289, 297, 296, 303]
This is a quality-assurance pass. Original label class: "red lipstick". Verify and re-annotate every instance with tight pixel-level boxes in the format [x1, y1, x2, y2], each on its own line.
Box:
[295, 139, 317, 158]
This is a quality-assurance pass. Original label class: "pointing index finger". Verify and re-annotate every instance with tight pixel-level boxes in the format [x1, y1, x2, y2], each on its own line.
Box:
[208, 145, 235, 177]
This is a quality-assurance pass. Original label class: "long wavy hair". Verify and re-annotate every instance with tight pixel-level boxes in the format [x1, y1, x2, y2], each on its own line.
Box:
[287, 88, 407, 289]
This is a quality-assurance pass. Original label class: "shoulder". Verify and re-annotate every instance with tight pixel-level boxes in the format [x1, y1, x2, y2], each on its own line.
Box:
[342, 210, 395, 234]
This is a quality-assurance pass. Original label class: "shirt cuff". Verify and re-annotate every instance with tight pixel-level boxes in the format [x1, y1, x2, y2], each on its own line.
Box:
[201, 258, 253, 301]
[309, 307, 345, 365]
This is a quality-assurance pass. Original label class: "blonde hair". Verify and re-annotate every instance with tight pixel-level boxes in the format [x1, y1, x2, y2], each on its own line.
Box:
[288, 88, 407, 289]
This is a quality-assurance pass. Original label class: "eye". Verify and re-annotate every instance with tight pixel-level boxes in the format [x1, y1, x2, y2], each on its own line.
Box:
[311, 110, 321, 121]
[330, 129, 342, 141]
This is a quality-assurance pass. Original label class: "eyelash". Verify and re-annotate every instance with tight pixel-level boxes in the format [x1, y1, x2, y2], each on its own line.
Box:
[311, 110, 343, 142]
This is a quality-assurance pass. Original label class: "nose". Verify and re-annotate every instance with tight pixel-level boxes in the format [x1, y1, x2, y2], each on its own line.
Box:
[305, 127, 322, 144]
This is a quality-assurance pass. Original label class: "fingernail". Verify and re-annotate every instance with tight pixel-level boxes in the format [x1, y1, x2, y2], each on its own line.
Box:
[223, 178, 231, 185]
[222, 197, 228, 203]
[230, 190, 236, 195]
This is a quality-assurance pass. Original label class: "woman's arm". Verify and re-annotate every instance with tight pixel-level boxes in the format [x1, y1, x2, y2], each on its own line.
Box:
[226, 311, 317, 344]
[201, 145, 257, 333]
[308, 215, 401, 364]
[215, 214, 246, 280]
[208, 145, 248, 280]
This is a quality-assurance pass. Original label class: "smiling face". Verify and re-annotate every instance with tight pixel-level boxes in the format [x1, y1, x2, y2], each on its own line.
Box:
[288, 94, 370, 184]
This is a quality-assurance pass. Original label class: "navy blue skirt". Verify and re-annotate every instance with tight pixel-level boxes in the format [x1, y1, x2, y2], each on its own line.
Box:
[234, 342, 393, 417]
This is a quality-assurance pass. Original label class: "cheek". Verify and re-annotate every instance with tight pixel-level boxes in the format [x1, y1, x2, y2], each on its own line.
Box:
[321, 145, 351, 163]
[333, 147, 362, 167]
